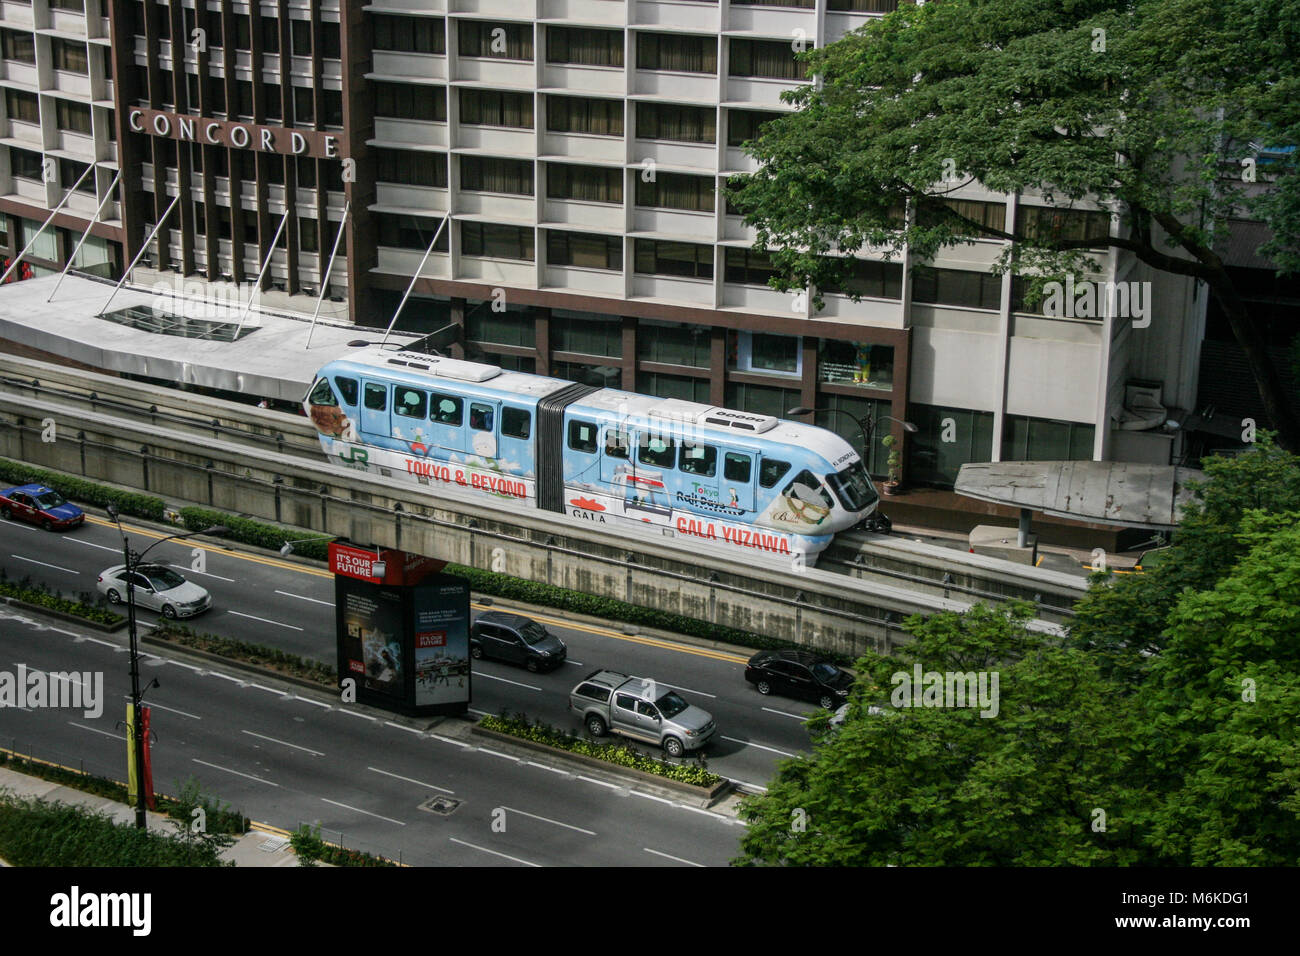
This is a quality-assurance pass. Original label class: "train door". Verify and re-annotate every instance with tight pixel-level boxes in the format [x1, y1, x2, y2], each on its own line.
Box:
[467, 400, 499, 459]
[678, 439, 719, 509]
[600, 424, 632, 485]
[360, 380, 391, 439]
[498, 405, 533, 472]
[721, 449, 757, 512]
[427, 390, 466, 456]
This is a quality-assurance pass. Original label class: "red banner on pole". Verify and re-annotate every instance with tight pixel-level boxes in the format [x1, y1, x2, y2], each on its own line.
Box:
[142, 706, 156, 810]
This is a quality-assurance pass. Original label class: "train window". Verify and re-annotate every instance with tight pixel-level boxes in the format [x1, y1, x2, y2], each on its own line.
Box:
[502, 407, 531, 439]
[334, 376, 358, 405]
[784, 469, 834, 511]
[604, 429, 630, 459]
[430, 393, 463, 426]
[568, 419, 598, 453]
[364, 383, 388, 411]
[395, 387, 427, 418]
[724, 452, 752, 483]
[470, 403, 495, 431]
[759, 459, 791, 488]
[639, 434, 675, 469]
[308, 378, 337, 406]
[679, 442, 717, 477]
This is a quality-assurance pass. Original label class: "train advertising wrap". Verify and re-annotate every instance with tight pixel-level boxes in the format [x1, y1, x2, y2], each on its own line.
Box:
[412, 579, 470, 708]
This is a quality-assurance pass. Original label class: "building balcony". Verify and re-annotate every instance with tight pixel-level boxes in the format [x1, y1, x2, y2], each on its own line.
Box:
[541, 197, 626, 230]
[453, 58, 535, 87]
[1, 63, 39, 87]
[539, 130, 624, 163]
[825, 11, 888, 44]
[632, 0, 721, 32]
[376, 247, 452, 278]
[630, 137, 717, 172]
[540, 64, 626, 97]
[632, 273, 715, 306]
[631, 71, 718, 102]
[719, 214, 756, 242]
[540, 0, 628, 25]
[721, 146, 760, 175]
[720, 282, 798, 315]
[930, 240, 1009, 272]
[632, 206, 714, 237]
[813, 292, 906, 328]
[11, 176, 47, 205]
[367, 0, 449, 14]
[724, 76, 804, 109]
[373, 118, 449, 149]
[376, 182, 450, 212]
[48, 11, 88, 36]
[1, 2, 36, 29]
[723, 7, 815, 36]
[457, 254, 537, 286]
[55, 129, 95, 156]
[455, 190, 536, 221]
[64, 190, 103, 219]
[372, 51, 448, 82]
[453, 123, 536, 154]
[450, 0, 540, 16]
[50, 70, 92, 99]
[542, 264, 626, 296]
[5, 118, 41, 147]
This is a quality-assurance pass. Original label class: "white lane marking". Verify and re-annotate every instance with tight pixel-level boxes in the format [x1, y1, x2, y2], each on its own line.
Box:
[721, 736, 796, 757]
[429, 733, 470, 748]
[77, 636, 118, 649]
[525, 761, 569, 776]
[630, 794, 743, 826]
[733, 780, 768, 794]
[68, 721, 123, 740]
[293, 696, 333, 709]
[467, 708, 489, 717]
[67, 538, 120, 553]
[321, 798, 406, 826]
[10, 555, 78, 574]
[166, 660, 202, 672]
[193, 758, 279, 787]
[242, 730, 325, 756]
[563, 659, 585, 667]
[275, 590, 333, 607]
[631, 790, 673, 806]
[384, 721, 423, 735]
[247, 683, 289, 696]
[227, 610, 303, 631]
[450, 837, 539, 867]
[662, 683, 716, 699]
[208, 672, 243, 684]
[576, 774, 622, 791]
[335, 709, 378, 722]
[0, 521, 37, 531]
[644, 847, 705, 867]
[500, 805, 596, 836]
[367, 766, 454, 795]
[122, 697, 201, 720]
[168, 564, 235, 582]
[762, 706, 810, 720]
[476, 747, 520, 763]
[474, 672, 541, 691]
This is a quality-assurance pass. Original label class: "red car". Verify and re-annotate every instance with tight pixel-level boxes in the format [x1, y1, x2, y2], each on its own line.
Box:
[0, 484, 86, 531]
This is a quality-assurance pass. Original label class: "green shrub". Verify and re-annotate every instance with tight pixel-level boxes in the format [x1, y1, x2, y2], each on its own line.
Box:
[480, 712, 723, 788]
[290, 823, 398, 867]
[0, 569, 123, 626]
[151, 621, 335, 685]
[0, 457, 166, 521]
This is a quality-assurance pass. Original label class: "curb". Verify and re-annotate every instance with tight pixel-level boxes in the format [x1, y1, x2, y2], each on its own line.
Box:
[470, 724, 732, 806]
[0, 594, 126, 632]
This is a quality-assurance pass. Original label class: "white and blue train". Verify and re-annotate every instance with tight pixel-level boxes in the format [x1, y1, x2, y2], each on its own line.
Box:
[305, 347, 880, 561]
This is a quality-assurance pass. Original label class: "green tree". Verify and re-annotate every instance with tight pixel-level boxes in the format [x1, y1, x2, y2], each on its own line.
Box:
[728, 0, 1300, 449]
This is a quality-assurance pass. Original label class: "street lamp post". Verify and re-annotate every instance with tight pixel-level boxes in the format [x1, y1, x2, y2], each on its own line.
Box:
[105, 505, 227, 829]
[786, 405, 918, 471]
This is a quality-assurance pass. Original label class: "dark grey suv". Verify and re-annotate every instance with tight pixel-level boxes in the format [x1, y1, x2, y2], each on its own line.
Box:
[470, 611, 567, 672]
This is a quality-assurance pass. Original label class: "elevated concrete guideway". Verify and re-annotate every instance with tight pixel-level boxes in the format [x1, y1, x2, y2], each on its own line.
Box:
[0, 273, 417, 402]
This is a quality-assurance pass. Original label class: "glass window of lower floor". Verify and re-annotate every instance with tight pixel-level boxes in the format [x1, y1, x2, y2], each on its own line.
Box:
[907, 404, 996, 487]
[1001, 415, 1095, 462]
[637, 371, 710, 404]
[552, 360, 622, 389]
[725, 381, 800, 420]
[818, 339, 893, 390]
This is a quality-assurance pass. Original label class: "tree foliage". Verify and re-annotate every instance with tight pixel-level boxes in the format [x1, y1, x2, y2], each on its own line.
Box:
[728, 0, 1300, 448]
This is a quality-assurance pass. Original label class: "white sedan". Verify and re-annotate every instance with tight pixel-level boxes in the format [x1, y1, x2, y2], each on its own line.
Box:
[97, 564, 212, 619]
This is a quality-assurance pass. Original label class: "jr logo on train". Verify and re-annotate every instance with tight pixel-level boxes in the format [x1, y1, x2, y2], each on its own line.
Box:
[304, 348, 880, 562]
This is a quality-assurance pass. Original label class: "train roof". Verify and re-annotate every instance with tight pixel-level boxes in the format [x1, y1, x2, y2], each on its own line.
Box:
[326, 346, 572, 399]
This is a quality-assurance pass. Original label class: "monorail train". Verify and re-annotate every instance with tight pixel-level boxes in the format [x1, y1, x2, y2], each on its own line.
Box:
[304, 347, 880, 562]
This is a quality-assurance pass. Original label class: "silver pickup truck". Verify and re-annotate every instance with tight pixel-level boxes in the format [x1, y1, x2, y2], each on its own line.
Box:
[569, 670, 718, 758]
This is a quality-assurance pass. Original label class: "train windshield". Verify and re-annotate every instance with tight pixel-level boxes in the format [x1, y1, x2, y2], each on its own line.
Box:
[826, 461, 878, 513]
[307, 377, 338, 406]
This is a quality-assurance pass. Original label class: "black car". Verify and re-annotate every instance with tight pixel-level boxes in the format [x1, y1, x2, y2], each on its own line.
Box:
[470, 611, 567, 672]
[744, 649, 853, 710]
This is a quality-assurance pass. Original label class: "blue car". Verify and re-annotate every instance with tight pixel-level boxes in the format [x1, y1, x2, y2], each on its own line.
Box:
[0, 484, 85, 531]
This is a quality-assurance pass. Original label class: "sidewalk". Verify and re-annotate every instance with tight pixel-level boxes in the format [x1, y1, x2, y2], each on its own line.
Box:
[0, 765, 304, 867]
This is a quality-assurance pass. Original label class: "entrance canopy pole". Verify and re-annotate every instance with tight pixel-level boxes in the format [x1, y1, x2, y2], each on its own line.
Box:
[1, 160, 97, 285]
[380, 214, 448, 349]
[305, 200, 351, 350]
[48, 168, 123, 303]
[234, 209, 290, 339]
[98, 193, 180, 317]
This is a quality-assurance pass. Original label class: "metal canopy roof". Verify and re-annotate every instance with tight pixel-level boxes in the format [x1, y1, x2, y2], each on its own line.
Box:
[955, 460, 1205, 529]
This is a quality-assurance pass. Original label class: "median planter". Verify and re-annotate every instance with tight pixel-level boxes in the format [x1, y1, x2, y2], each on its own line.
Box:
[0, 581, 127, 632]
[473, 714, 731, 804]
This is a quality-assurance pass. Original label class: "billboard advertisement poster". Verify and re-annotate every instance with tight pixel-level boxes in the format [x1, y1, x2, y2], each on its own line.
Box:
[413, 579, 471, 708]
[336, 576, 405, 700]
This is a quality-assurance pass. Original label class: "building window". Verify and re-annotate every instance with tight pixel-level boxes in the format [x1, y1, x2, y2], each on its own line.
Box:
[50, 37, 89, 74]
[322, 89, 343, 127]
[461, 222, 535, 261]
[59, 158, 95, 193]
[466, 307, 533, 348]
[911, 265, 1002, 310]
[546, 96, 623, 136]
[724, 247, 779, 286]
[821, 258, 904, 299]
[1, 30, 36, 65]
[377, 213, 450, 251]
[458, 88, 533, 129]
[373, 15, 445, 55]
[237, 81, 255, 118]
[637, 320, 711, 368]
[320, 22, 341, 59]
[293, 86, 314, 125]
[459, 155, 533, 196]
[819, 394, 889, 475]
[546, 163, 622, 203]
[728, 38, 809, 80]
[261, 16, 280, 54]
[49, 0, 86, 11]
[376, 148, 449, 188]
[5, 89, 39, 124]
[635, 102, 715, 144]
[827, 0, 900, 10]
[1015, 205, 1112, 246]
[296, 155, 316, 188]
[264, 83, 282, 122]
[818, 340, 894, 389]
[551, 312, 622, 356]
[726, 109, 783, 148]
[637, 371, 710, 403]
[1002, 415, 1095, 463]
[917, 198, 1007, 237]
[546, 27, 623, 67]
[546, 231, 623, 271]
[375, 82, 446, 122]
[634, 239, 713, 280]
[636, 172, 714, 212]
[636, 33, 716, 74]
[10, 146, 43, 181]
[724, 381, 800, 419]
[458, 21, 533, 60]
[731, 331, 800, 376]
[907, 404, 996, 487]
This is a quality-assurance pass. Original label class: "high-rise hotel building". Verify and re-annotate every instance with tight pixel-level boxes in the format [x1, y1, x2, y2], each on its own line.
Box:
[1, 0, 1281, 488]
